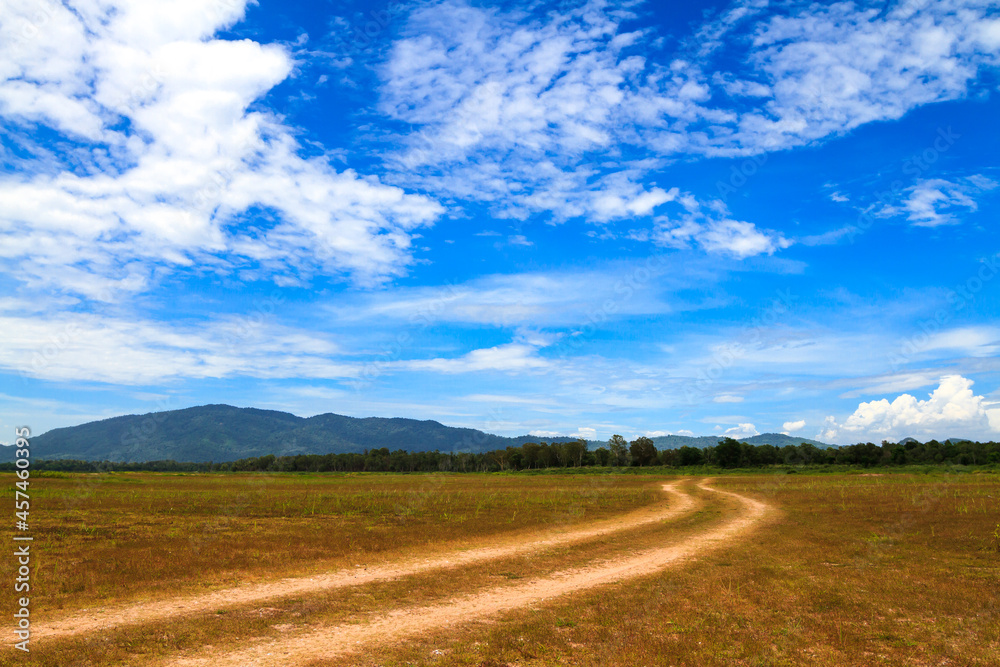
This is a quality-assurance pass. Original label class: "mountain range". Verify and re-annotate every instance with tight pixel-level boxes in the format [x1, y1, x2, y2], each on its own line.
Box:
[2, 404, 832, 463]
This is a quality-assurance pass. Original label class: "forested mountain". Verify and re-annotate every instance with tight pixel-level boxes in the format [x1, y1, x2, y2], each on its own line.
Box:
[4, 405, 581, 462]
[3, 404, 834, 463]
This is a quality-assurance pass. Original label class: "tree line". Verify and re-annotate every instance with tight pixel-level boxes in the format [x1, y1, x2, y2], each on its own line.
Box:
[6, 435, 999, 473]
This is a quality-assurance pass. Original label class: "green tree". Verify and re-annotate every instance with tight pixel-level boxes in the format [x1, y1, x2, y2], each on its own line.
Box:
[629, 436, 657, 466]
[608, 434, 629, 466]
[521, 442, 541, 468]
[593, 447, 611, 466]
[677, 446, 704, 466]
[715, 437, 743, 468]
[564, 439, 588, 467]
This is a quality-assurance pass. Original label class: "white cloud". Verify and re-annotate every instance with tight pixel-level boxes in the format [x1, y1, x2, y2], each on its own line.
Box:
[920, 326, 1000, 357]
[900, 177, 998, 227]
[824, 375, 1000, 443]
[381, 1, 628, 164]
[527, 427, 595, 440]
[375, 2, 686, 225]
[375, 0, 1000, 226]
[0, 313, 356, 385]
[724, 422, 759, 438]
[529, 430, 564, 438]
[708, 0, 1000, 156]
[0, 0, 442, 299]
[837, 372, 945, 399]
[648, 196, 790, 259]
[325, 260, 714, 327]
[400, 343, 550, 374]
[713, 394, 744, 403]
[782, 419, 806, 432]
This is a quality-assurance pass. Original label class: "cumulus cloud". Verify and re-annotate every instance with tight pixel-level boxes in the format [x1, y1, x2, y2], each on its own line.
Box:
[724, 423, 759, 438]
[821, 375, 1000, 443]
[648, 195, 790, 258]
[0, 0, 441, 299]
[783, 419, 806, 432]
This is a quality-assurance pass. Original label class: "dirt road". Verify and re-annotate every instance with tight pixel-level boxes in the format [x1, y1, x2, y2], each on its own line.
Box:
[38, 481, 698, 640]
[166, 481, 771, 666]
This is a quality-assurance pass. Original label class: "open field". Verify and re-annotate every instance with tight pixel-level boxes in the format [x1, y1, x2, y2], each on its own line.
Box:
[1, 472, 661, 614]
[2, 470, 998, 666]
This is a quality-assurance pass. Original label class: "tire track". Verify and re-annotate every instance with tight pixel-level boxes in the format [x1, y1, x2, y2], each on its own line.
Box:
[37, 481, 696, 641]
[166, 482, 770, 667]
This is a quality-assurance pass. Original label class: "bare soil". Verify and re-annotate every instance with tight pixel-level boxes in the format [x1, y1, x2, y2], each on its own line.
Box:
[163, 481, 772, 666]
[37, 481, 698, 641]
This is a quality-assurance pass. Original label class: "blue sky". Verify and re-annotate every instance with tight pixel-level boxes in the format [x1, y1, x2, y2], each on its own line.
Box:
[2, 0, 1000, 446]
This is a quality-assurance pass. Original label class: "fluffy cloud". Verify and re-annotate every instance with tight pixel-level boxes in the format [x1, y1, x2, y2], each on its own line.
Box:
[378, 1, 673, 223]
[0, 0, 441, 299]
[822, 375, 1000, 443]
[724, 422, 759, 437]
[899, 176, 998, 227]
[702, 0, 1000, 155]
[647, 195, 790, 258]
[783, 419, 806, 432]
[376, 0, 1000, 227]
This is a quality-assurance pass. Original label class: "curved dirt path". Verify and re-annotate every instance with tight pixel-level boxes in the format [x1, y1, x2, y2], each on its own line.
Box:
[167, 481, 771, 667]
[37, 481, 697, 641]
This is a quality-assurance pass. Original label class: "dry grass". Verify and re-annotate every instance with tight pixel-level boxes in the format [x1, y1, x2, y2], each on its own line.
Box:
[0, 471, 659, 615]
[23, 482, 719, 667]
[5, 471, 998, 667]
[317, 471, 1000, 667]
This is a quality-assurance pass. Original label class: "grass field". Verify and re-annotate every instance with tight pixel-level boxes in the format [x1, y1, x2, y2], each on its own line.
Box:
[352, 471, 999, 667]
[3, 471, 660, 613]
[3, 470, 998, 666]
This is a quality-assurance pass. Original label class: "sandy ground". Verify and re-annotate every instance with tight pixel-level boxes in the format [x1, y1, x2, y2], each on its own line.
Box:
[164, 482, 772, 667]
[38, 481, 698, 640]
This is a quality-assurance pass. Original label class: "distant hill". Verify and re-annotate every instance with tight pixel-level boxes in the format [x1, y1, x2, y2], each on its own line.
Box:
[741, 433, 832, 449]
[3, 404, 584, 463]
[1, 405, 834, 463]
